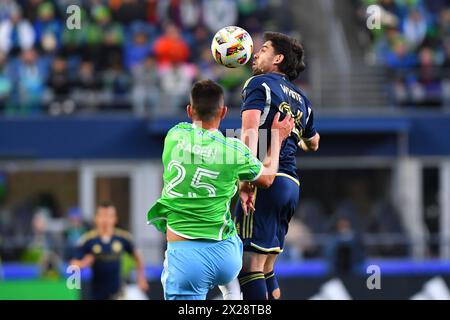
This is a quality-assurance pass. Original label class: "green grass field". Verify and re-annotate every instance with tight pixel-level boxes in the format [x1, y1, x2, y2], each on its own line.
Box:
[0, 280, 80, 300]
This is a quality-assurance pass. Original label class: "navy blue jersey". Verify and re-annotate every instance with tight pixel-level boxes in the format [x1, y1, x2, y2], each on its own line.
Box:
[241, 73, 317, 179]
[75, 229, 135, 299]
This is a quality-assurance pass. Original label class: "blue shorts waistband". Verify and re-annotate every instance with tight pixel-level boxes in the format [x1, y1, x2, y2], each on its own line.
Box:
[167, 235, 238, 250]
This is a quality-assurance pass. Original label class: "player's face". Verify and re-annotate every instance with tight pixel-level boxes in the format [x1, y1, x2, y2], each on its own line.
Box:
[95, 207, 117, 230]
[252, 41, 280, 75]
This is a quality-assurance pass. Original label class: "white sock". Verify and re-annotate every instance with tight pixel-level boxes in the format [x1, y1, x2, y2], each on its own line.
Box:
[219, 278, 242, 300]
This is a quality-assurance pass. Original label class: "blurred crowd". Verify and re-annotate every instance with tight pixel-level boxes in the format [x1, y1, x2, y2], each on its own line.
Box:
[356, 0, 450, 107]
[0, 0, 295, 117]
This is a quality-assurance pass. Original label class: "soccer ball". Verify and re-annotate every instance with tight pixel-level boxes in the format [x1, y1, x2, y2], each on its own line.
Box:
[211, 26, 253, 68]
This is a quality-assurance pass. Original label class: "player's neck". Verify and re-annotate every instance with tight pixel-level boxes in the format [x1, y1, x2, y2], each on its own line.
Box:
[192, 120, 219, 132]
[272, 70, 286, 78]
[97, 227, 114, 237]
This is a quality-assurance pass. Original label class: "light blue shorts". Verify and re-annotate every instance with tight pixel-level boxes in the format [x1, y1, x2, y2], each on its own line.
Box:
[161, 234, 243, 300]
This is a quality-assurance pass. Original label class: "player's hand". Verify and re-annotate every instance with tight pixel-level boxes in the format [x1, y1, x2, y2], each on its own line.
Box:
[239, 181, 256, 216]
[138, 274, 149, 292]
[271, 112, 294, 142]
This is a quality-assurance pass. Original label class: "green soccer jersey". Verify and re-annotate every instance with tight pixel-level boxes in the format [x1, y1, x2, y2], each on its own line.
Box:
[147, 122, 263, 241]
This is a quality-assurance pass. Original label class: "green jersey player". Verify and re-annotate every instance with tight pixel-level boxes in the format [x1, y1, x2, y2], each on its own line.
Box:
[147, 80, 293, 300]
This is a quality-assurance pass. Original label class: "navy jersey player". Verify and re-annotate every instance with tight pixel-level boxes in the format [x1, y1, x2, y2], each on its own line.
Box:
[70, 202, 149, 300]
[235, 32, 320, 300]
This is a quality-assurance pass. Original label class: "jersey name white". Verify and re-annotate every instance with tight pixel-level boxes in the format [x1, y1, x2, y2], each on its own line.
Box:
[280, 84, 303, 103]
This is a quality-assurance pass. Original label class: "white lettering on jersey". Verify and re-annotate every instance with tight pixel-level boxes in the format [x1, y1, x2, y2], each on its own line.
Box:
[280, 84, 303, 103]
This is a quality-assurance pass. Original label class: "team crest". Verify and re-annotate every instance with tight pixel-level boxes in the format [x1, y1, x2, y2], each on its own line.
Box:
[112, 240, 123, 253]
[92, 244, 102, 254]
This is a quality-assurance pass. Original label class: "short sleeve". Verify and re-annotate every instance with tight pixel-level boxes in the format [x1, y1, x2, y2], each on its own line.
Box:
[303, 98, 317, 140]
[74, 238, 91, 259]
[121, 236, 135, 255]
[241, 77, 267, 114]
[115, 230, 135, 254]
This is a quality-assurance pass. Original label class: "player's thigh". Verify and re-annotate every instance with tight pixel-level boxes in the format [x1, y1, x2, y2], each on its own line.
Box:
[241, 249, 268, 273]
[236, 187, 283, 250]
[212, 235, 244, 286]
[277, 178, 300, 250]
[162, 248, 212, 299]
[263, 253, 278, 274]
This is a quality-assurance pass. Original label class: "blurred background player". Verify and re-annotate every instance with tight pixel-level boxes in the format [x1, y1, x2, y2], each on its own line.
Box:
[147, 80, 294, 300]
[235, 32, 320, 300]
[70, 202, 148, 300]
[1, 0, 450, 301]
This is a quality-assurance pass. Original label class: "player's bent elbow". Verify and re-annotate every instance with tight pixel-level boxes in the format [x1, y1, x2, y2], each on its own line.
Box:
[310, 143, 319, 152]
[306, 134, 320, 152]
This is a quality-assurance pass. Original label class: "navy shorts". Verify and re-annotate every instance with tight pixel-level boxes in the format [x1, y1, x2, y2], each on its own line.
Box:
[235, 174, 300, 254]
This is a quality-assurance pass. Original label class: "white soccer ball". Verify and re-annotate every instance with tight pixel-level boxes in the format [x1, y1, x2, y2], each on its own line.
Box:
[211, 26, 253, 68]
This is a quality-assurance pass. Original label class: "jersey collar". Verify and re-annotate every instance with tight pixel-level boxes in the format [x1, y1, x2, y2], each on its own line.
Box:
[192, 122, 219, 134]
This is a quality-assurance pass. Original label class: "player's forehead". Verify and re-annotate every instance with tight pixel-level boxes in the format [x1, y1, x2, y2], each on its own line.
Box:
[96, 206, 116, 216]
[260, 41, 274, 52]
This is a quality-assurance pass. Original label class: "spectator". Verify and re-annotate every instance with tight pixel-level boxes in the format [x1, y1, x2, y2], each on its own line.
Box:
[124, 23, 153, 70]
[159, 62, 197, 116]
[87, 6, 124, 71]
[385, 38, 418, 69]
[33, 2, 62, 53]
[131, 54, 161, 117]
[153, 23, 190, 65]
[8, 49, 48, 115]
[439, 8, 450, 39]
[413, 46, 442, 105]
[73, 60, 102, 112]
[0, 52, 12, 113]
[403, 9, 428, 49]
[0, 5, 35, 55]
[47, 55, 75, 116]
[23, 208, 61, 278]
[64, 207, 89, 260]
[0, 0, 19, 22]
[102, 54, 132, 110]
[180, 0, 202, 30]
[112, 0, 147, 26]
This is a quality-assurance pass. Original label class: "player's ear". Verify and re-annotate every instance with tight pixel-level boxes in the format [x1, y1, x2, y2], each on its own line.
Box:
[220, 106, 228, 120]
[187, 105, 193, 119]
[274, 54, 284, 66]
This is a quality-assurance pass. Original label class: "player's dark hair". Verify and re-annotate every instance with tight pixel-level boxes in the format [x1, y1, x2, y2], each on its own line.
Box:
[190, 80, 224, 121]
[97, 201, 115, 211]
[264, 32, 306, 81]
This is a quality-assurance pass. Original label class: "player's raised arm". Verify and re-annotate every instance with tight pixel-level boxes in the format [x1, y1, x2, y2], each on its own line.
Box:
[241, 109, 261, 157]
[252, 112, 294, 189]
